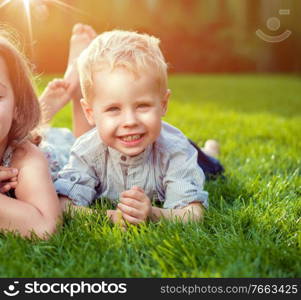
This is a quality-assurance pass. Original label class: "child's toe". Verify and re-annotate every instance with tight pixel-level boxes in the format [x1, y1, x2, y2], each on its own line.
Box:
[203, 139, 220, 158]
[84, 25, 97, 39]
[53, 79, 63, 87]
[72, 23, 84, 35]
[56, 79, 65, 86]
[61, 80, 70, 89]
[48, 80, 57, 89]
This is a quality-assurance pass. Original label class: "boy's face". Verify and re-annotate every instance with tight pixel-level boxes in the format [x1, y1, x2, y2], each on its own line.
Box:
[81, 67, 170, 157]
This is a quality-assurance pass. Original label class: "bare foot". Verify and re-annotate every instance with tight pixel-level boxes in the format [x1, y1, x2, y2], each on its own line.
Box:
[64, 23, 97, 95]
[201, 139, 220, 158]
[39, 79, 71, 123]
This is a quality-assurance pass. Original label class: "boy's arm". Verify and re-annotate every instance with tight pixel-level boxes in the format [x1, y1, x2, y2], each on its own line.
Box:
[59, 196, 72, 212]
[59, 196, 94, 215]
[54, 129, 103, 207]
[117, 187, 204, 224]
[161, 140, 209, 212]
[61, 195, 126, 231]
[150, 202, 204, 223]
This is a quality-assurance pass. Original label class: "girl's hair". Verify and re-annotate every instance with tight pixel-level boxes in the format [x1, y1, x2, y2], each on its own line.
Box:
[78, 30, 168, 101]
[0, 27, 40, 148]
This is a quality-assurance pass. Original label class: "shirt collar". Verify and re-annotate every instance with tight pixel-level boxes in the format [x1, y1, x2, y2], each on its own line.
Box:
[108, 144, 153, 166]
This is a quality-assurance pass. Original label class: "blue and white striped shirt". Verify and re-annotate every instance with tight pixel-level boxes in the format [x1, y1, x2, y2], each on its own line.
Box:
[54, 122, 208, 209]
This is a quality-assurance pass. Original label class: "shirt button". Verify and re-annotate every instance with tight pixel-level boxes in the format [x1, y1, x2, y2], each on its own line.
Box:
[121, 156, 127, 161]
[70, 176, 76, 182]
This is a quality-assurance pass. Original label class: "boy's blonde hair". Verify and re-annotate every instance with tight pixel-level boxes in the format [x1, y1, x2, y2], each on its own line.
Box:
[77, 30, 168, 100]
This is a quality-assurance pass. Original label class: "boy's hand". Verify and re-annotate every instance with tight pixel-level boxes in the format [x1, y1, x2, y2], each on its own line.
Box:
[117, 186, 152, 225]
[106, 209, 127, 231]
[0, 167, 18, 193]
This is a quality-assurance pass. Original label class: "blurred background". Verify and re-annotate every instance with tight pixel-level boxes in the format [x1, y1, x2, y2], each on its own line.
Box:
[0, 0, 300, 74]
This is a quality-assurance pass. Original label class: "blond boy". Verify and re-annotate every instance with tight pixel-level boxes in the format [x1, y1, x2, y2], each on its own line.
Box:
[55, 30, 208, 224]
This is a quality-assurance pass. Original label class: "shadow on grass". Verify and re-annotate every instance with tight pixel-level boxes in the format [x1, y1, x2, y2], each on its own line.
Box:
[205, 175, 252, 208]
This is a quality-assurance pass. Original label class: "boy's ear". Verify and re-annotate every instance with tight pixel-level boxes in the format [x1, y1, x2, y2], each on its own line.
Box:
[161, 89, 171, 116]
[80, 98, 96, 126]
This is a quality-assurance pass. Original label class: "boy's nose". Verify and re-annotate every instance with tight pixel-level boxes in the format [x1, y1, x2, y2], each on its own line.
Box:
[122, 110, 138, 127]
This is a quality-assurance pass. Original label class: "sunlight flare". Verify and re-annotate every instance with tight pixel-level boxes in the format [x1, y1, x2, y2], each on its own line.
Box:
[0, 0, 11, 9]
[0, 0, 87, 52]
[22, 0, 33, 41]
[50, 0, 86, 15]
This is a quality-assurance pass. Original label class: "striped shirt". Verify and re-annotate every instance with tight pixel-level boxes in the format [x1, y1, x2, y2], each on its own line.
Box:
[54, 122, 208, 209]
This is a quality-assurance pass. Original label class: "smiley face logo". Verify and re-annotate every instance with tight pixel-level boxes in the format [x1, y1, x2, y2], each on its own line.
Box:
[3, 282, 20, 297]
[256, 9, 292, 43]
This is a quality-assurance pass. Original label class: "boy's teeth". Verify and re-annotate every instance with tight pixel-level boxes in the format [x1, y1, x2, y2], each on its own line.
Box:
[121, 134, 141, 142]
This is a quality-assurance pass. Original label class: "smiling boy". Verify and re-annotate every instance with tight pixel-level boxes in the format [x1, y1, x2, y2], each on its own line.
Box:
[55, 30, 208, 224]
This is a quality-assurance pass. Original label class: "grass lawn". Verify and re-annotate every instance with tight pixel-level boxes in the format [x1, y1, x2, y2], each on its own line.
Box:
[0, 74, 300, 277]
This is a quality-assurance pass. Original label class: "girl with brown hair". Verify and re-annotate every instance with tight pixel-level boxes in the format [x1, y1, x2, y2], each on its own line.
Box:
[0, 28, 61, 238]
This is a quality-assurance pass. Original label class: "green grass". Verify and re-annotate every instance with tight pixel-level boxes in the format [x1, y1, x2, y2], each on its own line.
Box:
[1, 74, 300, 277]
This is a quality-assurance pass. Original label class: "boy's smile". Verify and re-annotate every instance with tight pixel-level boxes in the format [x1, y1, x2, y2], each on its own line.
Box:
[118, 133, 145, 145]
[81, 67, 170, 157]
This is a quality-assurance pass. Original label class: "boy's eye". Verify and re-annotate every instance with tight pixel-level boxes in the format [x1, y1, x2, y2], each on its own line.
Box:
[137, 104, 150, 109]
[106, 107, 120, 112]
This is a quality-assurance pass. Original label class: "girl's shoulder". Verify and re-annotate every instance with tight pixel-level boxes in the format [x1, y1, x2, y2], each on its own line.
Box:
[11, 141, 47, 169]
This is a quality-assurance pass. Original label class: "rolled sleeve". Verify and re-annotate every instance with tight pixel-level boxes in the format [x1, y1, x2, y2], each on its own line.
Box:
[162, 147, 209, 209]
[54, 142, 100, 206]
[54, 175, 97, 207]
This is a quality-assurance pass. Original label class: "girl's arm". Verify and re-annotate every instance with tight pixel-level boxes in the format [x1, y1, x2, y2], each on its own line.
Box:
[0, 142, 61, 239]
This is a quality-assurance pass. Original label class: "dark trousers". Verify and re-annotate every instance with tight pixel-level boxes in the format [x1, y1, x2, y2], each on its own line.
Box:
[189, 140, 224, 179]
